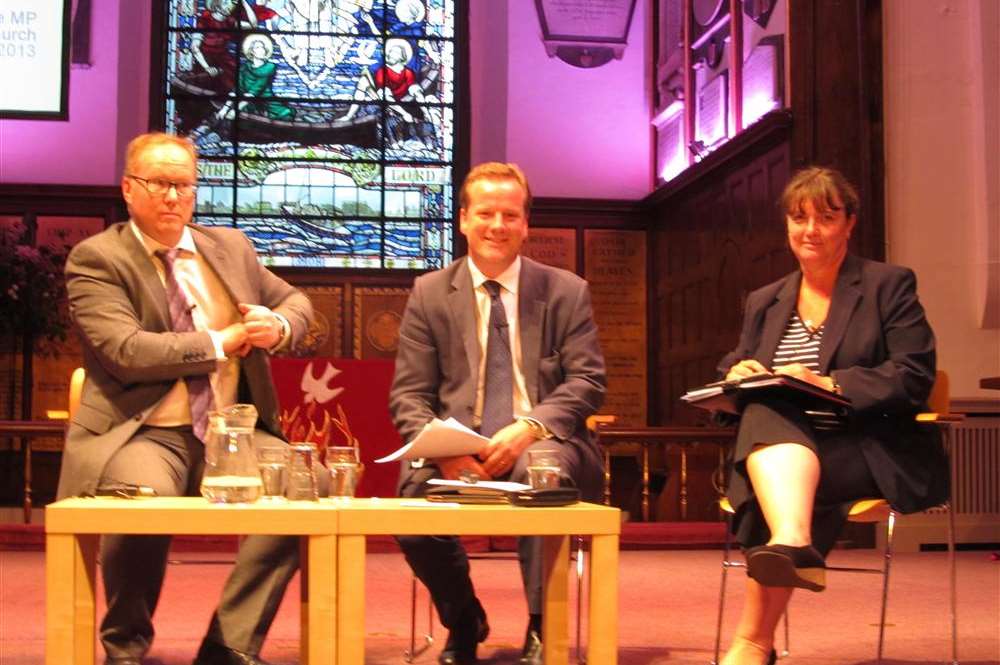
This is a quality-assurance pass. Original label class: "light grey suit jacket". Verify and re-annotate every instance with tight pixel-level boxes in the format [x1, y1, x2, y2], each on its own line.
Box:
[389, 256, 606, 481]
[56, 222, 312, 499]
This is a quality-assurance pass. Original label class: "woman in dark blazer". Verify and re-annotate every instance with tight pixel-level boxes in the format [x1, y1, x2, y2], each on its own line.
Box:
[716, 167, 948, 665]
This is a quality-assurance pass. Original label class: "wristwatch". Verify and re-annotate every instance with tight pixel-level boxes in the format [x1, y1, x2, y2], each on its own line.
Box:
[269, 315, 287, 352]
[521, 417, 550, 440]
[274, 316, 286, 345]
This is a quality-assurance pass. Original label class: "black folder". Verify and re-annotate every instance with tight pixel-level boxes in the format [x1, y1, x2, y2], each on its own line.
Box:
[681, 372, 852, 416]
[425, 486, 580, 506]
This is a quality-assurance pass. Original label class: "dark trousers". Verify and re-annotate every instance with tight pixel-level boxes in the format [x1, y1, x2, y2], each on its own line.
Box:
[395, 438, 602, 628]
[98, 426, 318, 660]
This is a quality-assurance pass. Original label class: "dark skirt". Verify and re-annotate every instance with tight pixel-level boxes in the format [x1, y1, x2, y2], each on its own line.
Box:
[726, 400, 882, 556]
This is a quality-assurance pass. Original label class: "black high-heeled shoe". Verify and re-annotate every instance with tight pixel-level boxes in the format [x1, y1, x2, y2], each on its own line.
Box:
[746, 544, 826, 592]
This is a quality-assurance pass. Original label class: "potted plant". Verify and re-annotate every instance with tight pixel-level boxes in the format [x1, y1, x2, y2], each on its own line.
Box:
[0, 220, 71, 419]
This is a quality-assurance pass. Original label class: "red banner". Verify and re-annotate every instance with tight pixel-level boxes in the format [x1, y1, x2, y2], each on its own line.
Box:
[270, 357, 402, 498]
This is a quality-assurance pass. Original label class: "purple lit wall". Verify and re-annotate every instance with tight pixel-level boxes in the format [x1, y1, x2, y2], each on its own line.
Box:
[1, 1, 652, 199]
[0, 1, 151, 186]
[502, 0, 652, 199]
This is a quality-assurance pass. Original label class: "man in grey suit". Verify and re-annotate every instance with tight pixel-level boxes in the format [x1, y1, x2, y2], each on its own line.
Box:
[56, 132, 314, 665]
[390, 162, 606, 665]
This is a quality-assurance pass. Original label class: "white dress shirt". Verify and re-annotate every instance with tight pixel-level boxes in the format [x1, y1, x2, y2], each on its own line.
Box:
[130, 222, 241, 427]
[466, 256, 537, 426]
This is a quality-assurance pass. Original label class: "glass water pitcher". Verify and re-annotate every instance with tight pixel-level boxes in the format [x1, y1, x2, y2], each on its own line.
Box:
[200, 403, 263, 503]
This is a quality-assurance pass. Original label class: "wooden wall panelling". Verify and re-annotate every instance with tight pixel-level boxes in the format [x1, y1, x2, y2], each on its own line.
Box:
[0, 185, 126, 507]
[0, 184, 124, 423]
[0, 185, 127, 225]
[648, 0, 885, 431]
[649, 136, 792, 425]
[788, 0, 885, 260]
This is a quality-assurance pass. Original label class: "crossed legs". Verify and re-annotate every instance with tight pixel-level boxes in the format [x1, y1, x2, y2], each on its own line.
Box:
[721, 442, 819, 665]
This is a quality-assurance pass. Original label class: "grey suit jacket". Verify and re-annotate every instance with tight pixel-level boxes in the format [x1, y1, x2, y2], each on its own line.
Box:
[718, 254, 949, 513]
[56, 222, 312, 499]
[389, 256, 606, 478]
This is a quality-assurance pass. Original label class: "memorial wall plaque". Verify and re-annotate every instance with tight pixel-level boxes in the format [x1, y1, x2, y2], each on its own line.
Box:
[522, 228, 577, 272]
[36, 215, 106, 249]
[698, 71, 728, 146]
[584, 229, 647, 425]
[299, 286, 344, 358]
[354, 287, 410, 360]
[537, 0, 635, 39]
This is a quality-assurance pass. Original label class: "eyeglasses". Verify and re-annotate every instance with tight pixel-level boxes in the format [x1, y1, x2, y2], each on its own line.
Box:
[128, 175, 197, 199]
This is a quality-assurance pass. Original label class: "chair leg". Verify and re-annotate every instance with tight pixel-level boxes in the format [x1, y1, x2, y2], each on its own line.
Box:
[404, 575, 434, 663]
[947, 503, 958, 665]
[713, 518, 734, 665]
[575, 535, 586, 665]
[712, 512, 793, 662]
[875, 510, 896, 665]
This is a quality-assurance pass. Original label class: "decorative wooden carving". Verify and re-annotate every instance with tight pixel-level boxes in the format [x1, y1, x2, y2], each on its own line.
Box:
[353, 288, 410, 360]
[296, 286, 344, 358]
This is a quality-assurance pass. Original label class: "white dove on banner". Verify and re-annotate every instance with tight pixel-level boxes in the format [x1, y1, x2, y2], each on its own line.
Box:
[300, 360, 343, 405]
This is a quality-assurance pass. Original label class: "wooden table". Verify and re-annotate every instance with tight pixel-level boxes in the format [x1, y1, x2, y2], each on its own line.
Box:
[0, 419, 66, 523]
[45, 497, 339, 665]
[334, 498, 621, 665]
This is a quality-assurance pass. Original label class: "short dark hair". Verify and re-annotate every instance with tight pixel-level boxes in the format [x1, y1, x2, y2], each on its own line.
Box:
[780, 166, 859, 219]
[459, 162, 532, 215]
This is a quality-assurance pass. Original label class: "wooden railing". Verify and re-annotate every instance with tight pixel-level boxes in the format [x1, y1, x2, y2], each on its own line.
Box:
[594, 425, 735, 521]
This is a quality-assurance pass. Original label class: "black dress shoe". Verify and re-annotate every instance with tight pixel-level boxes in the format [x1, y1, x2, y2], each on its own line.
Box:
[438, 601, 489, 665]
[517, 628, 543, 665]
[746, 543, 826, 592]
[192, 641, 275, 665]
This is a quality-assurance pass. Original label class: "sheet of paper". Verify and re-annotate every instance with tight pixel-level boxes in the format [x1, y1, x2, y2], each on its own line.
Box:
[374, 418, 489, 463]
[426, 478, 532, 492]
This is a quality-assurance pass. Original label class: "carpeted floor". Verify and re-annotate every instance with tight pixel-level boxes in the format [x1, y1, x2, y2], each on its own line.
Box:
[1, 547, 997, 664]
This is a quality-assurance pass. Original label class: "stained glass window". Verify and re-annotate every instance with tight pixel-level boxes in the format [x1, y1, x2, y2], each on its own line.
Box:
[159, 0, 458, 269]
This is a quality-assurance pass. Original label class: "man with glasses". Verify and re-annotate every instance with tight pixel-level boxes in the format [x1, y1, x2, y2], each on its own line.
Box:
[56, 132, 316, 665]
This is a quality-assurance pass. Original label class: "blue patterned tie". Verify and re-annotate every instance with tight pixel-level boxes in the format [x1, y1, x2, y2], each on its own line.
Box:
[156, 249, 215, 442]
[480, 280, 514, 438]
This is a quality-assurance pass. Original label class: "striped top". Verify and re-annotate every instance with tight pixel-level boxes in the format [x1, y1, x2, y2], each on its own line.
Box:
[771, 312, 845, 431]
[772, 312, 823, 371]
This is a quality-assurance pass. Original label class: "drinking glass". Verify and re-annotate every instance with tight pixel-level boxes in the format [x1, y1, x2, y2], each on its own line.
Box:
[527, 449, 561, 489]
[256, 444, 289, 501]
[326, 446, 361, 499]
[286, 442, 319, 501]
